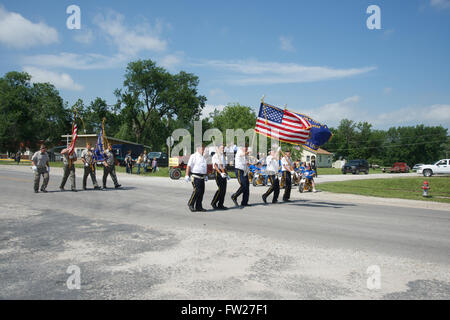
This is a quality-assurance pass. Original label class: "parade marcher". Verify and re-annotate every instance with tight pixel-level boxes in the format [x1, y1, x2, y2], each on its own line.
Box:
[231, 143, 250, 207]
[211, 144, 228, 210]
[81, 143, 100, 190]
[185, 144, 207, 212]
[59, 147, 77, 192]
[103, 144, 121, 189]
[281, 149, 295, 202]
[125, 150, 133, 174]
[31, 144, 50, 193]
[262, 147, 281, 204]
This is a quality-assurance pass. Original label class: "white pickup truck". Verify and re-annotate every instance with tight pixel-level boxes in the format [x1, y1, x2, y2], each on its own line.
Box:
[417, 159, 450, 177]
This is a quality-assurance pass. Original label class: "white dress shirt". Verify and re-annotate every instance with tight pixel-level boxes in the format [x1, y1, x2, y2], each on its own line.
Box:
[266, 155, 279, 174]
[281, 156, 293, 172]
[212, 153, 225, 170]
[234, 148, 248, 174]
[187, 152, 207, 174]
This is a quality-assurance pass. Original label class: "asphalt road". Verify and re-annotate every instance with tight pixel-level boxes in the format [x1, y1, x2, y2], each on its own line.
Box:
[0, 165, 449, 299]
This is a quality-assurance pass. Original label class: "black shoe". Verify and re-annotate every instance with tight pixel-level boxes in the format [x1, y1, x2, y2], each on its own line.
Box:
[71, 189, 77, 192]
[197, 208, 207, 212]
[262, 195, 267, 204]
[272, 200, 278, 204]
[94, 186, 101, 190]
[59, 187, 65, 191]
[218, 206, 228, 210]
[102, 185, 107, 189]
[211, 203, 218, 210]
[34, 190, 38, 193]
[283, 199, 291, 202]
[83, 187, 87, 190]
[188, 205, 196, 212]
[115, 184, 122, 189]
[40, 189, 48, 193]
[242, 204, 252, 207]
[231, 195, 239, 207]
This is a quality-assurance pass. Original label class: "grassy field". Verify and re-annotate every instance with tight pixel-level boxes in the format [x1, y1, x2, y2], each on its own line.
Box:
[315, 167, 381, 175]
[319, 176, 450, 203]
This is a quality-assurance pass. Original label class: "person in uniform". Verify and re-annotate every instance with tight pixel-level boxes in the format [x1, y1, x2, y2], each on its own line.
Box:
[231, 143, 251, 207]
[281, 149, 295, 202]
[185, 144, 207, 212]
[81, 143, 100, 190]
[103, 144, 122, 189]
[31, 144, 50, 193]
[262, 147, 281, 204]
[211, 144, 228, 210]
[59, 147, 77, 192]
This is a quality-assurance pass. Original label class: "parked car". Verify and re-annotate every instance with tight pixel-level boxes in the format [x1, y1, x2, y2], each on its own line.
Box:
[412, 164, 424, 172]
[382, 162, 410, 173]
[342, 159, 369, 174]
[417, 159, 450, 177]
[48, 146, 66, 162]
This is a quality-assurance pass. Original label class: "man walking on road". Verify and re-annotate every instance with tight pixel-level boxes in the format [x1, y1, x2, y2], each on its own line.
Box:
[211, 144, 228, 210]
[31, 144, 50, 193]
[185, 144, 207, 212]
[59, 147, 77, 192]
[103, 144, 122, 189]
[281, 149, 294, 202]
[81, 143, 100, 190]
[262, 147, 281, 204]
[231, 143, 250, 208]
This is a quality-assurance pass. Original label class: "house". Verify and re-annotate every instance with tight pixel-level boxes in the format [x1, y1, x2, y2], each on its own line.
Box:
[300, 148, 333, 168]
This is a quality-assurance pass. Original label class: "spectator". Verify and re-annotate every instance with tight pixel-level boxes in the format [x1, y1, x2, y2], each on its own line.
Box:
[136, 153, 144, 174]
[16, 150, 21, 165]
[143, 151, 148, 173]
[152, 157, 158, 173]
[125, 150, 133, 174]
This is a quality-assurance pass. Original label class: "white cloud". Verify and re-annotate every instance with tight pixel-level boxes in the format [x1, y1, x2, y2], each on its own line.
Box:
[430, 0, 450, 9]
[23, 66, 83, 91]
[383, 87, 393, 95]
[374, 104, 450, 127]
[196, 60, 376, 85]
[0, 6, 58, 48]
[73, 29, 94, 44]
[279, 36, 295, 52]
[201, 104, 226, 119]
[22, 52, 125, 70]
[300, 96, 362, 126]
[160, 54, 182, 70]
[93, 11, 167, 56]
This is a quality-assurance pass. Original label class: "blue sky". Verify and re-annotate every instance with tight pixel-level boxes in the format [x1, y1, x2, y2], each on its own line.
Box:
[0, 0, 449, 129]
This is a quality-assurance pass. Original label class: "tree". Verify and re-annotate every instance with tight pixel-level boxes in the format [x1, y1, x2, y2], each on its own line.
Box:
[115, 59, 206, 146]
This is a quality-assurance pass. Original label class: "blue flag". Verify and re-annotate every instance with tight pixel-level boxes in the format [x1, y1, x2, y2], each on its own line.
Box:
[93, 126, 106, 162]
[293, 112, 332, 151]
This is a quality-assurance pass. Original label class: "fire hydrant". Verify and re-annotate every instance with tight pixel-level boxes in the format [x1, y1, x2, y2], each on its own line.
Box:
[421, 181, 430, 197]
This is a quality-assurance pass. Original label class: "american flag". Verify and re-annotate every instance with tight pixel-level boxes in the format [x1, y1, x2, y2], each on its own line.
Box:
[67, 123, 78, 155]
[255, 103, 311, 145]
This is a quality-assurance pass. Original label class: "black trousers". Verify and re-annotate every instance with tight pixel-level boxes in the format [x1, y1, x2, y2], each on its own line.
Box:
[212, 171, 227, 207]
[264, 175, 280, 203]
[233, 169, 249, 205]
[103, 165, 119, 187]
[188, 176, 205, 210]
[83, 165, 98, 189]
[282, 171, 292, 200]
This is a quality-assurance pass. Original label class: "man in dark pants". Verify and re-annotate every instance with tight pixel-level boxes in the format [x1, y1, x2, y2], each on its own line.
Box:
[60, 147, 77, 191]
[103, 144, 121, 189]
[231, 143, 250, 207]
[262, 147, 281, 204]
[211, 144, 228, 210]
[185, 144, 207, 212]
[81, 143, 100, 190]
[281, 149, 294, 202]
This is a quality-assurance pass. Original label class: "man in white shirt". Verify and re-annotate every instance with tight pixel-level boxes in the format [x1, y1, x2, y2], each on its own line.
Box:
[211, 144, 229, 210]
[185, 143, 207, 212]
[31, 144, 50, 193]
[231, 143, 250, 207]
[281, 149, 295, 202]
[262, 147, 281, 204]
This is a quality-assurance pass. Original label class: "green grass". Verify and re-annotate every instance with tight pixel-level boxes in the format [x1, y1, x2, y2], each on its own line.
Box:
[315, 168, 381, 175]
[319, 176, 450, 203]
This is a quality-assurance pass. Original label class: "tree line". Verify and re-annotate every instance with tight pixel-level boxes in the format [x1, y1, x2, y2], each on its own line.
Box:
[0, 58, 448, 166]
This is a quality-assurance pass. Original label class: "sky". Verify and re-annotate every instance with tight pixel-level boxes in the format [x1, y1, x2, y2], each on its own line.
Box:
[0, 0, 449, 129]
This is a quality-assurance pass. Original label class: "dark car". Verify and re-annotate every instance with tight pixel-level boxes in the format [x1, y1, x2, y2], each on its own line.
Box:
[148, 152, 169, 167]
[342, 159, 369, 174]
